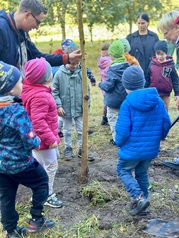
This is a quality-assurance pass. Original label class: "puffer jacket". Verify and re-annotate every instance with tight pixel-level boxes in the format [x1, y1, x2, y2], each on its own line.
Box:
[97, 56, 112, 95]
[145, 56, 179, 97]
[53, 65, 90, 118]
[20, 83, 60, 150]
[115, 88, 171, 161]
[98, 62, 130, 109]
[0, 96, 40, 174]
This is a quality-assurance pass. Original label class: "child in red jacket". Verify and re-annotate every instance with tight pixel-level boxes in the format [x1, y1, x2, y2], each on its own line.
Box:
[145, 40, 179, 111]
[20, 58, 63, 208]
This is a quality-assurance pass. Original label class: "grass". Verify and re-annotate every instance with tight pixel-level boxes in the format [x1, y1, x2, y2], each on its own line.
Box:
[1, 39, 179, 237]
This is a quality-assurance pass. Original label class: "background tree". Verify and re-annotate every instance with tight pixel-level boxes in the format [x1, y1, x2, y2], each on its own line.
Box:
[1, 0, 178, 40]
[119, 0, 169, 33]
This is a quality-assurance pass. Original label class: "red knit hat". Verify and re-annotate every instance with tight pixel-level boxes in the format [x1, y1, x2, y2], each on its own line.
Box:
[24, 58, 52, 84]
[172, 16, 179, 25]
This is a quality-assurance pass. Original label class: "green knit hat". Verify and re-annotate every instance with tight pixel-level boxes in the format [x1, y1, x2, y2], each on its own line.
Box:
[109, 40, 124, 58]
[119, 38, 131, 53]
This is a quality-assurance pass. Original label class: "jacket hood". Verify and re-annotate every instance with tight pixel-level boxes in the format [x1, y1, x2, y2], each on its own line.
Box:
[110, 62, 130, 75]
[98, 56, 112, 69]
[126, 88, 159, 112]
[151, 56, 174, 66]
[59, 65, 81, 75]
[20, 83, 52, 103]
[0, 10, 13, 29]
[0, 10, 8, 21]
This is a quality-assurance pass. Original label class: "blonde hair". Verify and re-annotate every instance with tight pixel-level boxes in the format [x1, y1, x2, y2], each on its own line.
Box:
[157, 10, 179, 33]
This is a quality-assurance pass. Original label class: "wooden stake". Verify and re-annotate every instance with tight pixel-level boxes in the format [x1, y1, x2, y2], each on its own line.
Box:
[77, 0, 89, 183]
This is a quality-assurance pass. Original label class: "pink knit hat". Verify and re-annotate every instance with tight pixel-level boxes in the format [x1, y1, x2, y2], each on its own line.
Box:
[24, 58, 52, 84]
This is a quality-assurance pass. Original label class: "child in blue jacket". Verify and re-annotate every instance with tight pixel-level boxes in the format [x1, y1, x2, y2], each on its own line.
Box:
[0, 61, 54, 237]
[115, 66, 171, 216]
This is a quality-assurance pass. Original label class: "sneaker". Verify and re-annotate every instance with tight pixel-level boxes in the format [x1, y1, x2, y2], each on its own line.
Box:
[163, 158, 179, 170]
[101, 116, 108, 126]
[58, 131, 63, 138]
[88, 129, 93, 135]
[109, 139, 116, 146]
[129, 195, 150, 216]
[64, 147, 73, 160]
[138, 208, 150, 216]
[78, 149, 95, 161]
[26, 217, 55, 233]
[6, 226, 27, 238]
[44, 193, 63, 208]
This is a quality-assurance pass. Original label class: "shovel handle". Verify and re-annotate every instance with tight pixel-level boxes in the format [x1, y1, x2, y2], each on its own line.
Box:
[170, 115, 179, 129]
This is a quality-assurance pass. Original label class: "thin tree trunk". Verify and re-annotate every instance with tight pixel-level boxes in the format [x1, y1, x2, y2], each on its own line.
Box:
[76, 0, 89, 183]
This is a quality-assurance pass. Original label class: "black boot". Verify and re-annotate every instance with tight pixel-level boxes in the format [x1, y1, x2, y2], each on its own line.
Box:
[101, 116, 108, 126]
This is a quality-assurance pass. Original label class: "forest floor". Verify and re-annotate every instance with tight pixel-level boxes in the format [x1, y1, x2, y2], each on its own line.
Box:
[15, 119, 179, 238]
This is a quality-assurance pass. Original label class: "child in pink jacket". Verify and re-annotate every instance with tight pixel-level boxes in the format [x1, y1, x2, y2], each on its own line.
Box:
[97, 43, 112, 125]
[20, 58, 63, 208]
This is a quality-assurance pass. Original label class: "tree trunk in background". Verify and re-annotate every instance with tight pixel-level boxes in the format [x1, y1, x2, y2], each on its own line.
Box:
[61, 11, 66, 40]
[76, 0, 89, 183]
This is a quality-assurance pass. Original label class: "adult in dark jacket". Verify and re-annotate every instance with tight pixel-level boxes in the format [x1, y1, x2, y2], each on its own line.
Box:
[0, 0, 81, 76]
[126, 12, 159, 77]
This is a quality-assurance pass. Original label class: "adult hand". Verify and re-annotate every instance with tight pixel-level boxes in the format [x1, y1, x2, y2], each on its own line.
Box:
[175, 96, 179, 110]
[58, 107, 65, 117]
[49, 141, 58, 149]
[69, 49, 82, 63]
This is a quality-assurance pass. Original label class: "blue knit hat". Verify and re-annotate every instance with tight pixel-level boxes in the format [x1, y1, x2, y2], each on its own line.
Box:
[122, 66, 145, 90]
[61, 39, 76, 51]
[0, 61, 21, 95]
[154, 40, 168, 54]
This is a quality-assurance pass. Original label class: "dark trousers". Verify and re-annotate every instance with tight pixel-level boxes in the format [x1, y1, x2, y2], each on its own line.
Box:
[0, 160, 48, 233]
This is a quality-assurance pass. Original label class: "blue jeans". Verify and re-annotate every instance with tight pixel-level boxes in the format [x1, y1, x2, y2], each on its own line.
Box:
[116, 158, 152, 199]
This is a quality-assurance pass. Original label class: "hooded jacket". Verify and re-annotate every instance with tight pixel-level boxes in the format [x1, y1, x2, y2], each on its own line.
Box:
[145, 56, 179, 97]
[53, 65, 90, 118]
[115, 88, 171, 161]
[97, 56, 112, 95]
[0, 96, 40, 174]
[0, 10, 65, 69]
[20, 83, 60, 150]
[98, 62, 130, 109]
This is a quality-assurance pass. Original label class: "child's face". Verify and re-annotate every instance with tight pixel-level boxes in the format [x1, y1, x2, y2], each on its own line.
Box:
[66, 62, 79, 71]
[155, 50, 167, 63]
[11, 77, 23, 96]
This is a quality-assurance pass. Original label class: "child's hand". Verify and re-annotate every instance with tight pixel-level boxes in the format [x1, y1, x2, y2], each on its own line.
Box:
[34, 145, 40, 150]
[91, 82, 96, 86]
[49, 141, 58, 149]
[58, 107, 65, 116]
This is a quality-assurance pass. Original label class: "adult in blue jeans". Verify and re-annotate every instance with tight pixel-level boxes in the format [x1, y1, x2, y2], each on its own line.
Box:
[115, 66, 171, 216]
